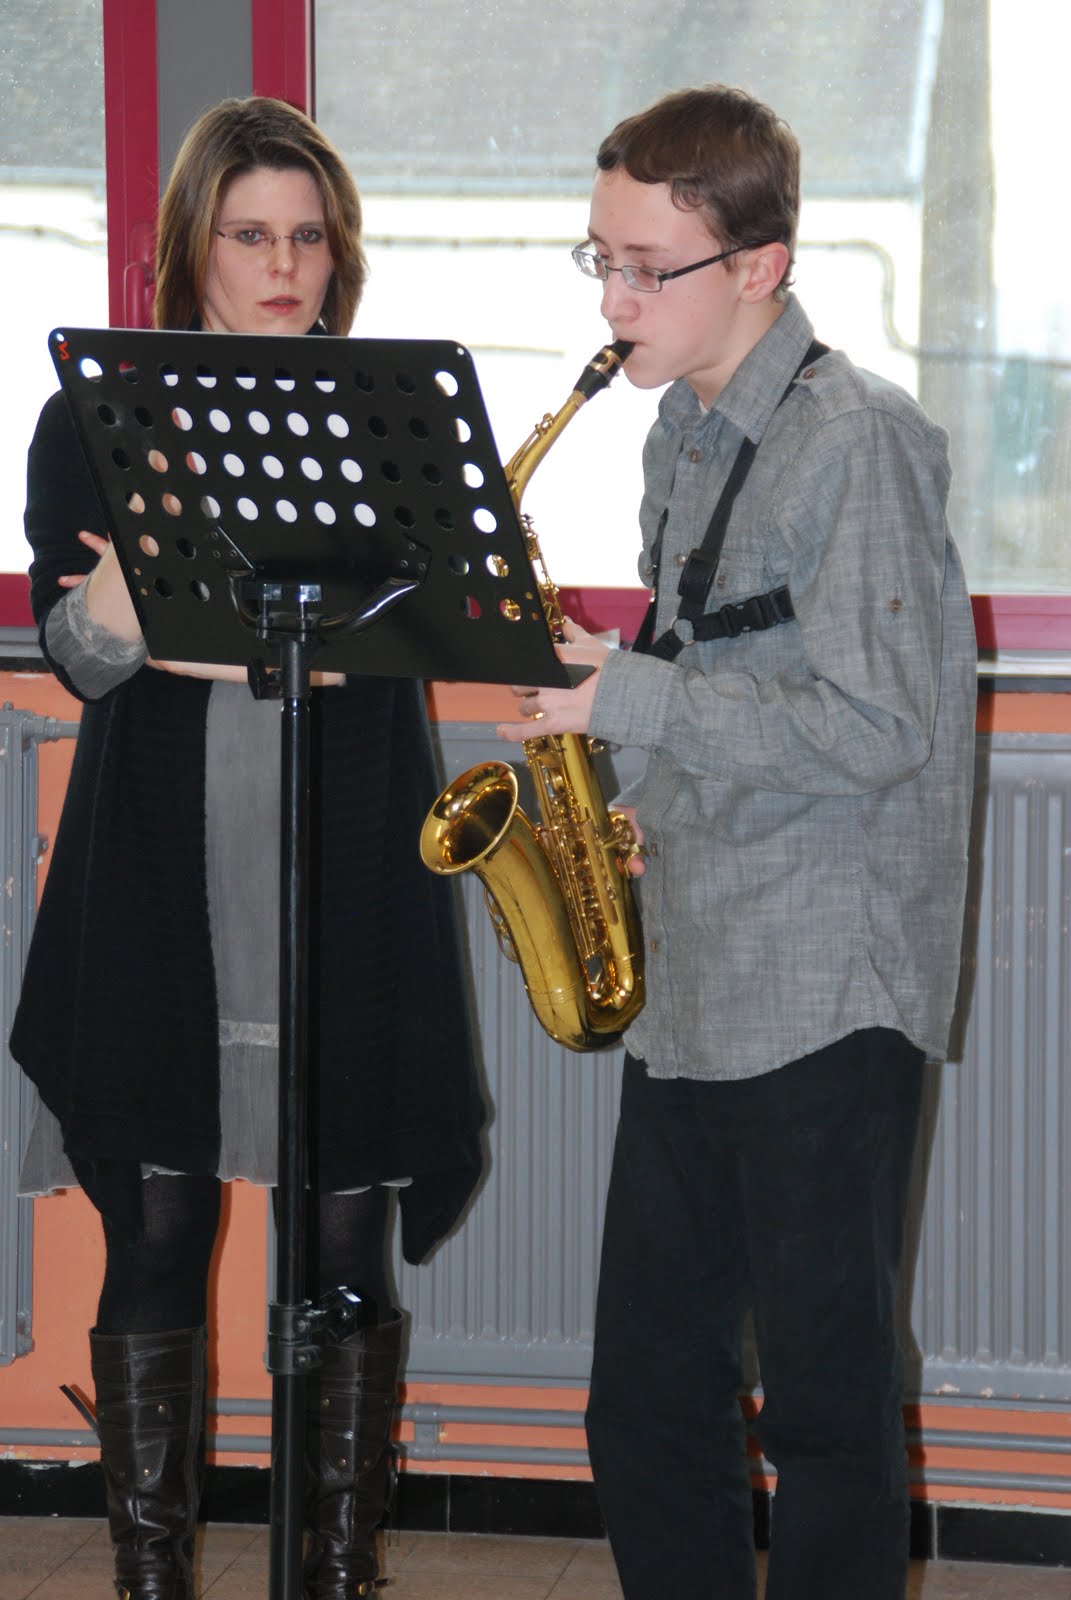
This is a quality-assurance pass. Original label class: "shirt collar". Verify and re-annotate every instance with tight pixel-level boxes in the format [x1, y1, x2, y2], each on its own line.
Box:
[661, 293, 817, 444]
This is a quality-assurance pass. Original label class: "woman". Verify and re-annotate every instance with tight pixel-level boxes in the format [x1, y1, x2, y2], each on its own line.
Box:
[12, 97, 485, 1600]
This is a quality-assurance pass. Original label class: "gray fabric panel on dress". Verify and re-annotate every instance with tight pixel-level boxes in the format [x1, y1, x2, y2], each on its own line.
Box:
[17, 1086, 73, 1194]
[204, 681, 283, 1180]
[204, 686, 409, 1194]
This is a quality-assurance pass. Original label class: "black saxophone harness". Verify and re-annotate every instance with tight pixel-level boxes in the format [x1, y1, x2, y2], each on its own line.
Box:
[633, 339, 829, 660]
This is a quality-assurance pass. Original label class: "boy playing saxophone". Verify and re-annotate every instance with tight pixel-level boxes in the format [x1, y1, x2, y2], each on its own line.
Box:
[497, 84, 977, 1600]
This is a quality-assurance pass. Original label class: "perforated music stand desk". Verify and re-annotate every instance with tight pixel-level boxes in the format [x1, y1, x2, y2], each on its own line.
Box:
[49, 325, 582, 1600]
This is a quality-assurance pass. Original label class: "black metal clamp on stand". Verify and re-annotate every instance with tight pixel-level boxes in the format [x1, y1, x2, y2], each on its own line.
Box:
[49, 324, 588, 1600]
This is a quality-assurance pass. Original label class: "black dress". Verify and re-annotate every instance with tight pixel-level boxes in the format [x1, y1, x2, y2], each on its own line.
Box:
[11, 389, 486, 1265]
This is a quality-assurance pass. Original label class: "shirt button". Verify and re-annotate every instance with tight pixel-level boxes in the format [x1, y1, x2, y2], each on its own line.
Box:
[687, 448, 702, 463]
[716, 574, 727, 589]
[649, 842, 659, 857]
[675, 551, 687, 566]
[649, 938, 660, 953]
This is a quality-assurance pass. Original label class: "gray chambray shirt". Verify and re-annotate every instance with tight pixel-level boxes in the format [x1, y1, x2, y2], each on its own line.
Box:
[590, 294, 978, 1081]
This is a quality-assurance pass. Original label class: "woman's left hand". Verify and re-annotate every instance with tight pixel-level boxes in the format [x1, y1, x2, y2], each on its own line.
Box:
[147, 658, 346, 687]
[496, 618, 611, 743]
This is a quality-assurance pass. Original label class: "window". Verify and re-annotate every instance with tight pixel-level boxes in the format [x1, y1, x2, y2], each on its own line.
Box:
[5, 1, 1067, 608]
[315, 0, 1071, 597]
[1, 0, 107, 576]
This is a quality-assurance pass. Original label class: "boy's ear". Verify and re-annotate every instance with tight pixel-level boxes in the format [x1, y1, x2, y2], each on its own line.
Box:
[741, 242, 790, 302]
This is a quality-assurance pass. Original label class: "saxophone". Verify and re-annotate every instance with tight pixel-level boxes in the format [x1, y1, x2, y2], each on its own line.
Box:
[419, 341, 645, 1052]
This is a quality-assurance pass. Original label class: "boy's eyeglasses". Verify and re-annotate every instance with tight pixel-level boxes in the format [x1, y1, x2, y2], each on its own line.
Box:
[571, 241, 771, 294]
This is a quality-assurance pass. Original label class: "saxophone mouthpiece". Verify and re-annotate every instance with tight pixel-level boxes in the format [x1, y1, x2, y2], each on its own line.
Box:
[573, 340, 635, 401]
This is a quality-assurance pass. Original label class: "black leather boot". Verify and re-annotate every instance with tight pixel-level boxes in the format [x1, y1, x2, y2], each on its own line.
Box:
[90, 1325, 207, 1600]
[303, 1313, 404, 1598]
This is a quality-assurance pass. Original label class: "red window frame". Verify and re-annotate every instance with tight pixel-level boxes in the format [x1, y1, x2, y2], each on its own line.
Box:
[0, 0, 312, 631]
[3, 0, 1064, 656]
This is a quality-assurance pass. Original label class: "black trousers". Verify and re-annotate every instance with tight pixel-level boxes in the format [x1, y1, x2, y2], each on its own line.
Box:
[585, 1028, 925, 1600]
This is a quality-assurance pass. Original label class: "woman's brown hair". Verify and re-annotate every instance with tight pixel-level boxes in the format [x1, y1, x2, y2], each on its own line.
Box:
[153, 96, 366, 333]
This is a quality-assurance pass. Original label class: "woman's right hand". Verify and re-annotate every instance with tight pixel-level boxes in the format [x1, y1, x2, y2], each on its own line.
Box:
[61, 531, 143, 644]
[58, 533, 349, 685]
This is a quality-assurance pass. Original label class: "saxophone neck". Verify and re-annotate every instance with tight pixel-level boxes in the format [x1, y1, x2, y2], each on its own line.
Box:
[504, 396, 585, 508]
[504, 341, 634, 509]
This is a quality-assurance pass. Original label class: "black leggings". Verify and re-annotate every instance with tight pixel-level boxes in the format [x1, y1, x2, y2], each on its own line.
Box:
[94, 1172, 393, 1336]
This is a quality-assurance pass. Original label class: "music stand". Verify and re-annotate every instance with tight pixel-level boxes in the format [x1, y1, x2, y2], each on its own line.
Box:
[49, 325, 583, 1600]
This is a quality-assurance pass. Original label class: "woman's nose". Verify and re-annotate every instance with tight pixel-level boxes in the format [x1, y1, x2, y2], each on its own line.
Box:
[269, 237, 299, 272]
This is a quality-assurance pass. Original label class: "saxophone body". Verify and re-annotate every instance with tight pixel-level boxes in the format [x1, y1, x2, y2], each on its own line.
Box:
[419, 341, 645, 1052]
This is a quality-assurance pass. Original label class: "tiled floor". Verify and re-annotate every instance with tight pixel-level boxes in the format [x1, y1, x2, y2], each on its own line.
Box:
[3, 1519, 1071, 1598]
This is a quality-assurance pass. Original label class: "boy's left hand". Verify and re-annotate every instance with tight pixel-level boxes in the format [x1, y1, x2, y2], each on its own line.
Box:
[496, 618, 611, 743]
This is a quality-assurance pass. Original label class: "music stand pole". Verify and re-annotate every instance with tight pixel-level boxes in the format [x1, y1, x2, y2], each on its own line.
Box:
[249, 581, 418, 1600]
[268, 633, 314, 1600]
[258, 588, 414, 1600]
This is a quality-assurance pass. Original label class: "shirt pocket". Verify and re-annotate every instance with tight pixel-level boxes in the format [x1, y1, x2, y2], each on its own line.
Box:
[707, 537, 779, 607]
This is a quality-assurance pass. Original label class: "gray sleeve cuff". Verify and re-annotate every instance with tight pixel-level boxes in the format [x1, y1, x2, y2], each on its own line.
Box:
[589, 646, 676, 753]
[44, 581, 147, 699]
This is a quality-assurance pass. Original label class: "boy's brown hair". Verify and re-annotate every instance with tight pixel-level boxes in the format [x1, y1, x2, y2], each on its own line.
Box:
[597, 85, 800, 298]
